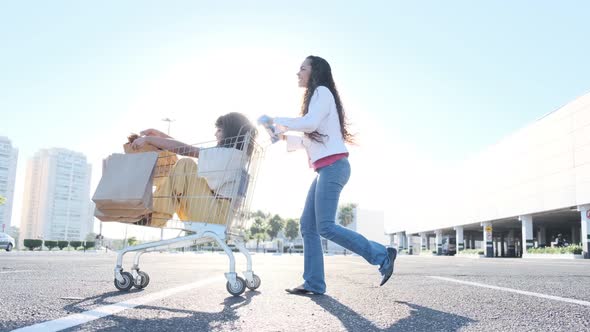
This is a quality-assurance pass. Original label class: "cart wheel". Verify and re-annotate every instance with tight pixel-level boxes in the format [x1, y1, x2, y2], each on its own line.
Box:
[114, 271, 134, 291]
[246, 274, 261, 290]
[226, 276, 246, 296]
[133, 271, 150, 289]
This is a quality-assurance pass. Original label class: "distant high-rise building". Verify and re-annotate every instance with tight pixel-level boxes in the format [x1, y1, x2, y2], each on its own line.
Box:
[0, 136, 18, 232]
[20, 148, 93, 243]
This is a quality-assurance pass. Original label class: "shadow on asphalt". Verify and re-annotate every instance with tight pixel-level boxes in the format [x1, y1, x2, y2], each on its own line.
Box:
[41, 288, 474, 331]
[62, 289, 146, 313]
[309, 296, 476, 332]
[60, 290, 261, 331]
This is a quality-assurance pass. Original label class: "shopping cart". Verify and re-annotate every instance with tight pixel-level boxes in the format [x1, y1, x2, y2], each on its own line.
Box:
[110, 130, 264, 296]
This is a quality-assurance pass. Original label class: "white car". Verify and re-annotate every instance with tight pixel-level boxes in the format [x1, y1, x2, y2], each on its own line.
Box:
[0, 232, 15, 251]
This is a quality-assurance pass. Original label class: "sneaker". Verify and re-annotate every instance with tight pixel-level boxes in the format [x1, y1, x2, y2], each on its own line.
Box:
[380, 247, 397, 286]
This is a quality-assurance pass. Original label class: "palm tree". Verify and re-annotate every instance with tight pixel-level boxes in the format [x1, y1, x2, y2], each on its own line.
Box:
[338, 203, 358, 228]
[267, 214, 285, 239]
[253, 232, 269, 252]
[250, 217, 269, 252]
[285, 219, 300, 241]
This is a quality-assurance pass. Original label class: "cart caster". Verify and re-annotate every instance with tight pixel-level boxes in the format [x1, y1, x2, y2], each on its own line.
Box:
[114, 271, 134, 291]
[246, 274, 261, 290]
[133, 271, 150, 289]
[226, 276, 246, 296]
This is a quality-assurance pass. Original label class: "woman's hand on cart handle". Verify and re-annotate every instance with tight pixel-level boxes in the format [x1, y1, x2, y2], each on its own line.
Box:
[276, 124, 288, 133]
[140, 128, 172, 138]
[257, 115, 274, 125]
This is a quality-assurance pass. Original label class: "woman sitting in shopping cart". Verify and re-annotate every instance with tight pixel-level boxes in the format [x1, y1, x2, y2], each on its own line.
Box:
[130, 112, 257, 226]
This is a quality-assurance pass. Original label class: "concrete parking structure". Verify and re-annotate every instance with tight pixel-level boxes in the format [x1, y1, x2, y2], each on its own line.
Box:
[388, 92, 590, 259]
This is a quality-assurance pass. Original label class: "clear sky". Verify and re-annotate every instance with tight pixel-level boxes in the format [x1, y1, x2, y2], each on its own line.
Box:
[1, 1, 589, 238]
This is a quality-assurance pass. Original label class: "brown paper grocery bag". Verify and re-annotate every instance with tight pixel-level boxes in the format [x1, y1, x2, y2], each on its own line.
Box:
[123, 142, 177, 177]
[94, 208, 145, 223]
[92, 152, 159, 216]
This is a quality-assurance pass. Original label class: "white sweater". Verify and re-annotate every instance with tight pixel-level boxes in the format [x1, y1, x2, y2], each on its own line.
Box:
[198, 147, 247, 198]
[274, 86, 348, 163]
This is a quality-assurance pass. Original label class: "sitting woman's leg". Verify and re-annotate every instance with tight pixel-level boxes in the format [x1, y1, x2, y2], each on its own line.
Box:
[150, 175, 174, 227]
[169, 158, 229, 224]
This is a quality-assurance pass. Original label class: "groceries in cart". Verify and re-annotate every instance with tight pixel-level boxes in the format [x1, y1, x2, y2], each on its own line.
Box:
[124, 133, 178, 178]
[92, 151, 159, 224]
[92, 134, 177, 227]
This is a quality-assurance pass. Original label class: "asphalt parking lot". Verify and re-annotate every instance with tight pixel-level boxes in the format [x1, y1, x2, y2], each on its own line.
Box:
[1, 252, 589, 331]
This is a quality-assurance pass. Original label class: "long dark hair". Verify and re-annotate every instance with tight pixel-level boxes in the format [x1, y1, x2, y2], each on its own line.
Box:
[301, 55, 354, 144]
[215, 112, 258, 156]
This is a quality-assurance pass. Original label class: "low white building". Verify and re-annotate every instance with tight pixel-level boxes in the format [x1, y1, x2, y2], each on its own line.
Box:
[326, 207, 388, 253]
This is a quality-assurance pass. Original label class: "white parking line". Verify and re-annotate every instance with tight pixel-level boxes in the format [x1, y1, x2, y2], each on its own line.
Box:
[429, 276, 590, 307]
[11, 276, 222, 332]
[0, 270, 33, 274]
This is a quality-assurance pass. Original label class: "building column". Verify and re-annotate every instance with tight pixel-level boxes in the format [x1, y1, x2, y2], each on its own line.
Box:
[402, 232, 408, 252]
[571, 225, 578, 245]
[397, 232, 406, 251]
[537, 226, 546, 247]
[435, 230, 443, 255]
[507, 229, 515, 257]
[420, 233, 427, 253]
[578, 205, 590, 258]
[408, 235, 414, 255]
[520, 215, 534, 254]
[454, 226, 464, 252]
[482, 222, 493, 257]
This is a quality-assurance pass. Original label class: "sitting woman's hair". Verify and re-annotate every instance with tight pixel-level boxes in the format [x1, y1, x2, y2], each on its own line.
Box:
[215, 112, 258, 156]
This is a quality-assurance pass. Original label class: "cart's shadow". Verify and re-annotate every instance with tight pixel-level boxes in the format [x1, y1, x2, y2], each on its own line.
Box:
[60, 289, 260, 331]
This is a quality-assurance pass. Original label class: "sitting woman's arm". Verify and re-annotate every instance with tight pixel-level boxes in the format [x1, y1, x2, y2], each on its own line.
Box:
[140, 128, 172, 139]
[131, 136, 200, 157]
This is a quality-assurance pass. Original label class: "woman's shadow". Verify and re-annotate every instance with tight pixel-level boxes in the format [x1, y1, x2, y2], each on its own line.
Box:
[309, 295, 476, 332]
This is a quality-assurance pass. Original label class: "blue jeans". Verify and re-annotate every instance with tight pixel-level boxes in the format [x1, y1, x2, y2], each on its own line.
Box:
[300, 158, 389, 294]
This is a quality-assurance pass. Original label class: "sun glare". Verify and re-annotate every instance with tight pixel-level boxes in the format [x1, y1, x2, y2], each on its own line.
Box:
[91, 49, 312, 238]
[84, 48, 426, 239]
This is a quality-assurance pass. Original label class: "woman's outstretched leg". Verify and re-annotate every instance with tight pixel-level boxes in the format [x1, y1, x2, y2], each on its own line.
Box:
[314, 159, 396, 283]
